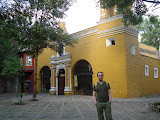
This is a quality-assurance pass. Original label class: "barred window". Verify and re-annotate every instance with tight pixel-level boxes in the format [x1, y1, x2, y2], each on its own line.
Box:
[26, 55, 32, 66]
[130, 44, 136, 55]
[154, 68, 158, 78]
[145, 65, 149, 76]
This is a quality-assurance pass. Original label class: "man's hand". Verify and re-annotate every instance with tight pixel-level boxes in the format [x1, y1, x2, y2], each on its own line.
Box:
[93, 91, 96, 104]
[108, 89, 112, 103]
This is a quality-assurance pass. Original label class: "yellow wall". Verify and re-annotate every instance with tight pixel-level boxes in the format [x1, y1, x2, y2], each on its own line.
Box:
[95, 33, 128, 98]
[65, 18, 128, 98]
[37, 48, 57, 93]
[125, 34, 160, 98]
[36, 14, 160, 98]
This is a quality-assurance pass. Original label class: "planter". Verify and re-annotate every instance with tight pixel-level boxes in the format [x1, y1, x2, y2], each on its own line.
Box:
[149, 102, 160, 113]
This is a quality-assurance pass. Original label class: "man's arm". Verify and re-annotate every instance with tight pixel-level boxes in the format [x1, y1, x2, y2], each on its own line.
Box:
[93, 91, 96, 104]
[108, 89, 112, 102]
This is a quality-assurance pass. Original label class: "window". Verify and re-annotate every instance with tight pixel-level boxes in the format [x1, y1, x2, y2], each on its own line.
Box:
[26, 55, 32, 66]
[111, 40, 115, 45]
[145, 65, 149, 76]
[106, 37, 115, 47]
[130, 44, 136, 55]
[154, 68, 158, 78]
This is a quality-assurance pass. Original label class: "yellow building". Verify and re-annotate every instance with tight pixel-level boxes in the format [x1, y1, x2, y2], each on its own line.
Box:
[36, 7, 160, 98]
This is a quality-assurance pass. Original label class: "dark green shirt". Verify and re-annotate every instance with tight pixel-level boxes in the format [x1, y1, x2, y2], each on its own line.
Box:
[93, 81, 110, 102]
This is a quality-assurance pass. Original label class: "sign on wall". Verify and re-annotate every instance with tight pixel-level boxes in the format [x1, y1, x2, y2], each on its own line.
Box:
[74, 75, 78, 87]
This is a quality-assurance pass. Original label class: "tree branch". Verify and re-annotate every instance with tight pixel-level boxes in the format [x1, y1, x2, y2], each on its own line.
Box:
[143, 0, 160, 3]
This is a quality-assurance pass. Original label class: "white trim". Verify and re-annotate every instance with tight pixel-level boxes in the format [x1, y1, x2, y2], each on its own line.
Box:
[56, 76, 58, 95]
[53, 70, 54, 87]
[75, 32, 97, 39]
[154, 68, 158, 78]
[145, 65, 149, 76]
[98, 26, 124, 34]
[50, 54, 71, 61]
[98, 26, 138, 38]
[70, 68, 72, 89]
[56, 64, 65, 76]
[98, 29, 124, 38]
[64, 87, 72, 92]
[97, 14, 123, 25]
[73, 24, 138, 39]
[65, 68, 67, 87]
[50, 53, 72, 95]
[73, 29, 98, 39]
[50, 87, 56, 91]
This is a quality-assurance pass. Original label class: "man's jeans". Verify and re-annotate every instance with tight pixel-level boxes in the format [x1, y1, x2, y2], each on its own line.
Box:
[96, 101, 112, 120]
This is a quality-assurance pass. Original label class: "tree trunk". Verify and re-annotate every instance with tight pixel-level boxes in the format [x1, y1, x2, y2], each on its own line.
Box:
[158, 47, 160, 60]
[33, 52, 38, 99]
[159, 39, 160, 60]
[15, 74, 18, 96]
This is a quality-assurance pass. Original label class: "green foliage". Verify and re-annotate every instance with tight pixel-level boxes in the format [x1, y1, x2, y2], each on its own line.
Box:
[7, 0, 76, 56]
[1, 54, 22, 77]
[154, 102, 160, 106]
[1, 0, 76, 98]
[0, 2, 21, 74]
[100, 0, 159, 26]
[48, 27, 77, 55]
[137, 16, 160, 50]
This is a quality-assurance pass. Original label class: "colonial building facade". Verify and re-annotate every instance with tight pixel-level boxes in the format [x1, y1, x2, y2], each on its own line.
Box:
[35, 7, 160, 98]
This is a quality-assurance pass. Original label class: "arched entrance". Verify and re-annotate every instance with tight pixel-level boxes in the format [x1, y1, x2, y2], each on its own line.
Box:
[40, 66, 51, 93]
[73, 60, 93, 95]
[58, 69, 65, 95]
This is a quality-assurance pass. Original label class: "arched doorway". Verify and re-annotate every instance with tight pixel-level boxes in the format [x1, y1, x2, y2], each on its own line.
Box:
[41, 66, 51, 93]
[73, 60, 93, 95]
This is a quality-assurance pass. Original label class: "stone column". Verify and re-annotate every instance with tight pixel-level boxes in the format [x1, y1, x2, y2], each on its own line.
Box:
[50, 67, 56, 95]
[69, 68, 72, 89]
[56, 69, 58, 95]
[50, 69, 53, 87]
[65, 68, 67, 87]
[64, 65, 72, 95]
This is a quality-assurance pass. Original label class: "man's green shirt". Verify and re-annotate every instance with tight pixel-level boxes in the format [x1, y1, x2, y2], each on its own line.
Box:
[93, 81, 110, 102]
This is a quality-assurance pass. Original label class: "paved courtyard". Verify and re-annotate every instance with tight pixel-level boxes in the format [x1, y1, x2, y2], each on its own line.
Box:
[0, 93, 160, 120]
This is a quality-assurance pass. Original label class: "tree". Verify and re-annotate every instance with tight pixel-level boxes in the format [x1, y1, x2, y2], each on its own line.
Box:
[137, 16, 160, 50]
[0, 5, 17, 72]
[100, 0, 160, 25]
[1, 54, 23, 94]
[0, 3, 22, 93]
[3, 0, 76, 100]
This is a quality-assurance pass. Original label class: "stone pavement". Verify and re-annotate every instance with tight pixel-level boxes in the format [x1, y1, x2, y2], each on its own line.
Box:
[0, 93, 160, 120]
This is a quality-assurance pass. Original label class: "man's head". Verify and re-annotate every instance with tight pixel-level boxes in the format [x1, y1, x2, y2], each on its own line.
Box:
[97, 72, 103, 81]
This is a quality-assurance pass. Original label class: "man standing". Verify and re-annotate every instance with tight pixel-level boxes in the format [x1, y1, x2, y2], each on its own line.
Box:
[93, 72, 112, 120]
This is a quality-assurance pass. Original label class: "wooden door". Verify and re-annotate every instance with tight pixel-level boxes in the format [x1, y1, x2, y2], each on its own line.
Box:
[58, 74, 65, 95]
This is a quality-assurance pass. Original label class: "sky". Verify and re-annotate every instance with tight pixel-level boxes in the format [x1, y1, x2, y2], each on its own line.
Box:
[63, 0, 100, 34]
[63, 0, 160, 34]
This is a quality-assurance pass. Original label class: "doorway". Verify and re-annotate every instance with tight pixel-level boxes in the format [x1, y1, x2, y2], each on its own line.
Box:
[41, 66, 51, 93]
[58, 69, 65, 95]
[73, 60, 93, 95]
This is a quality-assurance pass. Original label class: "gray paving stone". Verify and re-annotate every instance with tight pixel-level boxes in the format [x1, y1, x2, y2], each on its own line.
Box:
[0, 93, 160, 120]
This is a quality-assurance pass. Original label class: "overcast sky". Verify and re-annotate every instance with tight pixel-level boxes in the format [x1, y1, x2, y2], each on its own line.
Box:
[63, 0, 100, 34]
[63, 0, 160, 34]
